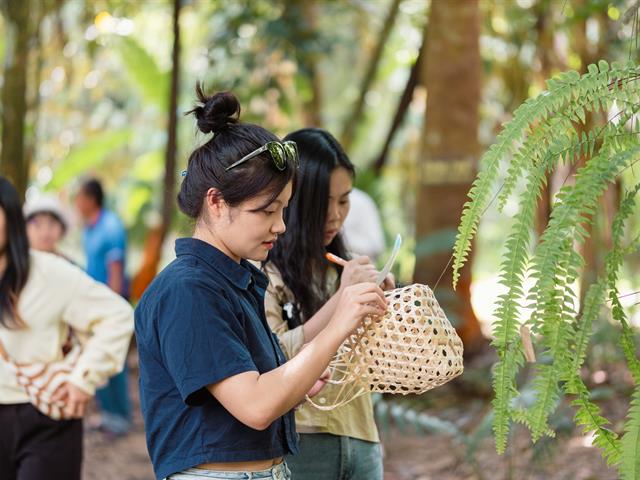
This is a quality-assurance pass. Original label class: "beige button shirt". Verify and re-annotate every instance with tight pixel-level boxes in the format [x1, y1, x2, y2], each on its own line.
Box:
[261, 262, 379, 443]
[0, 250, 134, 403]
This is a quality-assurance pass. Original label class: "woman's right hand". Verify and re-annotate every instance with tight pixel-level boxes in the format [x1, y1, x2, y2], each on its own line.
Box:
[330, 282, 387, 337]
[339, 256, 378, 288]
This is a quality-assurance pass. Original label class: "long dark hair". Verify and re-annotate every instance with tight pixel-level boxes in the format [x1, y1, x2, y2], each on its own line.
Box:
[0, 177, 30, 329]
[269, 128, 355, 326]
[178, 85, 296, 219]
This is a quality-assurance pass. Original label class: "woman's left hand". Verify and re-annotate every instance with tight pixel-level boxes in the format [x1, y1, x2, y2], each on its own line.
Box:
[306, 367, 331, 399]
[381, 273, 396, 291]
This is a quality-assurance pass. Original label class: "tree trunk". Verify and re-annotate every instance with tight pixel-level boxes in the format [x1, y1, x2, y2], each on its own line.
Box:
[131, 0, 182, 301]
[24, 1, 49, 186]
[299, 0, 322, 127]
[161, 0, 181, 237]
[340, 0, 402, 152]
[415, 0, 484, 353]
[534, 0, 555, 238]
[1, 0, 31, 198]
[572, 4, 609, 305]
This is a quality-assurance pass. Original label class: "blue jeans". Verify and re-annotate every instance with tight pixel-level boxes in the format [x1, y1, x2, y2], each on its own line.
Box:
[286, 433, 383, 480]
[95, 365, 131, 434]
[166, 462, 291, 479]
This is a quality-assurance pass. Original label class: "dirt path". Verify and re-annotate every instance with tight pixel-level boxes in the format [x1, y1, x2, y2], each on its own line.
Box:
[83, 401, 616, 480]
[83, 361, 618, 480]
[382, 427, 617, 480]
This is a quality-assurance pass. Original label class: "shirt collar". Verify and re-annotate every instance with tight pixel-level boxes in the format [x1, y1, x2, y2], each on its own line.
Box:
[175, 238, 268, 290]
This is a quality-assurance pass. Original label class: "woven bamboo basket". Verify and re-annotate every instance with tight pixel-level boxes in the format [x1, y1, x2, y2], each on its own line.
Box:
[308, 283, 464, 410]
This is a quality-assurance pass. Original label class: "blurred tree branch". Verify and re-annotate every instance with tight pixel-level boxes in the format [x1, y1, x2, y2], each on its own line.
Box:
[371, 29, 427, 175]
[131, 0, 182, 301]
[340, 0, 402, 153]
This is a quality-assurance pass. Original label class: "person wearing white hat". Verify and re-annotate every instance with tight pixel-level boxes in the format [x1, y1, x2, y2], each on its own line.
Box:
[24, 195, 69, 255]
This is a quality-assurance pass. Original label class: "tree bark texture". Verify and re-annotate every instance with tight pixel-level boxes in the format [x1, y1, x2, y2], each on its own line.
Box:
[415, 0, 483, 352]
[1, 0, 32, 199]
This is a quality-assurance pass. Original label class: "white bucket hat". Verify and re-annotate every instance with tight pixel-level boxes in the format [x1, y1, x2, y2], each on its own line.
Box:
[23, 195, 69, 233]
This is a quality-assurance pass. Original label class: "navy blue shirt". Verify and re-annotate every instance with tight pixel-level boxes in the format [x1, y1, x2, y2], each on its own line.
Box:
[135, 238, 298, 479]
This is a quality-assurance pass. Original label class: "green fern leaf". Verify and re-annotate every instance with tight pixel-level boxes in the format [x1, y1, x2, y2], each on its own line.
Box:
[621, 384, 640, 479]
[528, 364, 561, 441]
[492, 344, 524, 453]
[565, 374, 621, 466]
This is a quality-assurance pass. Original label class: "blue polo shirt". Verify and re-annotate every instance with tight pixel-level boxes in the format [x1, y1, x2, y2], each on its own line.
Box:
[82, 209, 126, 287]
[135, 238, 298, 480]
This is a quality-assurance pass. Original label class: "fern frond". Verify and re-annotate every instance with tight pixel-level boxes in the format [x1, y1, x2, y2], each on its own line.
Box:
[493, 161, 549, 351]
[497, 122, 557, 212]
[621, 384, 640, 479]
[453, 62, 640, 468]
[567, 375, 621, 466]
[529, 143, 640, 332]
[569, 281, 606, 377]
[452, 61, 640, 289]
[606, 183, 640, 383]
[527, 364, 561, 441]
[492, 343, 524, 453]
[525, 145, 640, 442]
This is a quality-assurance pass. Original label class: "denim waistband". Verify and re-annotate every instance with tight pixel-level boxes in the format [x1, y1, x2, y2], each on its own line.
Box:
[166, 461, 290, 479]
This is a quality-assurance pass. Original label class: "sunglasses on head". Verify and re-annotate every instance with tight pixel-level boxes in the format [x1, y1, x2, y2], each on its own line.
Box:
[225, 141, 299, 172]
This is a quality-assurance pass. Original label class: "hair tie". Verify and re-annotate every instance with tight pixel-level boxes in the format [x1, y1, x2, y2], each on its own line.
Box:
[181, 169, 188, 177]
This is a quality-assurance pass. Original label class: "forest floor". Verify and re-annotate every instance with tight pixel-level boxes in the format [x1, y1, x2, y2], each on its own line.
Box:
[84, 352, 626, 480]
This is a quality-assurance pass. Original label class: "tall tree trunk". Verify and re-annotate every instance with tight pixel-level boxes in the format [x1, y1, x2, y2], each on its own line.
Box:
[24, 0, 48, 185]
[280, 0, 323, 126]
[305, 61, 322, 127]
[572, 5, 610, 305]
[340, 0, 402, 152]
[299, 0, 322, 127]
[415, 0, 484, 353]
[1, 0, 31, 198]
[131, 0, 182, 301]
[161, 0, 181, 238]
[534, 0, 555, 238]
[594, 11, 618, 258]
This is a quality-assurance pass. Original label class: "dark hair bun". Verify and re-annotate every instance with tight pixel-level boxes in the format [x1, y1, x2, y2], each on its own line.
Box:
[189, 84, 240, 135]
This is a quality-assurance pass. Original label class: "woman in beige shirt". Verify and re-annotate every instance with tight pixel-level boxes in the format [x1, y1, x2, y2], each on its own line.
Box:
[0, 177, 134, 480]
[264, 128, 394, 480]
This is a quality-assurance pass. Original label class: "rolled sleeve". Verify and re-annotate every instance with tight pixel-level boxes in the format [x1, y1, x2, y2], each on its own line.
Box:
[105, 247, 125, 265]
[268, 317, 305, 360]
[158, 282, 258, 406]
[105, 225, 126, 265]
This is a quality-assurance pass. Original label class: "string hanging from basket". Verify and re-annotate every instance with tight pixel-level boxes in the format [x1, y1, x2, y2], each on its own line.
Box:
[306, 283, 464, 411]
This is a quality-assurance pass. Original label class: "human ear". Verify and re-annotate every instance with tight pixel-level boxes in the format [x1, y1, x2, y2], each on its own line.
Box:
[204, 188, 226, 219]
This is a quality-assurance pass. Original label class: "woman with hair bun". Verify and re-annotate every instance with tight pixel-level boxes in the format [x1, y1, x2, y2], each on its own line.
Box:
[134, 86, 387, 480]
